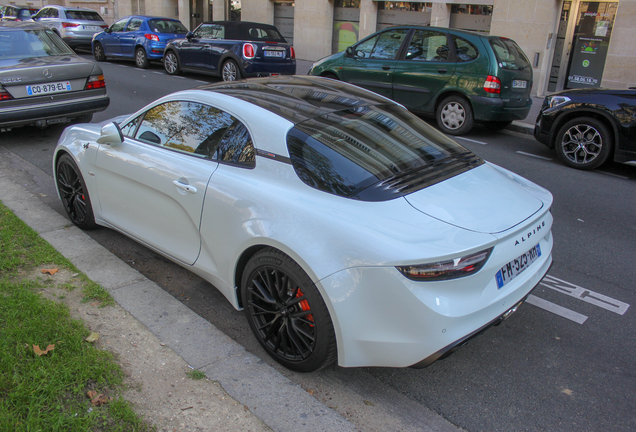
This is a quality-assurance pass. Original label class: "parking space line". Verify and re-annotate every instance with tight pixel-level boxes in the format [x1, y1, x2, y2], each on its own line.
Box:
[196, 80, 208, 84]
[174, 76, 185, 79]
[516, 151, 552, 160]
[153, 72, 163, 75]
[541, 275, 630, 315]
[526, 295, 588, 324]
[455, 137, 487, 145]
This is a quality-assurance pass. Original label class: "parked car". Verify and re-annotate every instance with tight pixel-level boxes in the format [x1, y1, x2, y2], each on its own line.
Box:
[0, 4, 38, 22]
[92, 15, 188, 68]
[163, 21, 296, 81]
[309, 26, 533, 136]
[0, 22, 109, 130]
[31, 5, 107, 50]
[53, 76, 553, 372]
[534, 88, 636, 170]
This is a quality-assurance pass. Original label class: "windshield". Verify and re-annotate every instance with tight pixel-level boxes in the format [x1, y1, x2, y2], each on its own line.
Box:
[0, 29, 75, 59]
[287, 104, 483, 201]
[490, 38, 530, 71]
[148, 19, 188, 34]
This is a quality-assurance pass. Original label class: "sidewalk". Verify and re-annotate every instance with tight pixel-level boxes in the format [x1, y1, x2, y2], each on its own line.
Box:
[295, 59, 540, 135]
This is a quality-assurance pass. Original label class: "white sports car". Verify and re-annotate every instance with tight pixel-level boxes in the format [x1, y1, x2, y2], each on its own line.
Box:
[54, 76, 553, 372]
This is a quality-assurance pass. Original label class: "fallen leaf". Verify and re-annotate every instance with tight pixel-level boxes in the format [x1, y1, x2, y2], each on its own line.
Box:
[33, 344, 55, 356]
[307, 389, 315, 395]
[41, 268, 59, 275]
[90, 393, 111, 406]
[85, 332, 100, 343]
[561, 389, 574, 396]
[87, 390, 97, 399]
[363, 400, 375, 406]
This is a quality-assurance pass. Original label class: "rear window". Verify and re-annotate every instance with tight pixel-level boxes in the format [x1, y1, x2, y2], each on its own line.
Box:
[148, 19, 188, 34]
[233, 25, 286, 42]
[0, 29, 74, 59]
[490, 38, 530, 71]
[287, 104, 483, 201]
[65, 10, 103, 21]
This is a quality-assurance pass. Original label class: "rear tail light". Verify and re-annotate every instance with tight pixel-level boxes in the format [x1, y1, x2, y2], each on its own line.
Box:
[100, 25, 108, 29]
[290, 46, 296, 60]
[396, 248, 493, 281]
[144, 34, 160, 42]
[85, 75, 106, 90]
[0, 86, 13, 101]
[243, 43, 255, 59]
[484, 75, 501, 94]
[62, 22, 80, 28]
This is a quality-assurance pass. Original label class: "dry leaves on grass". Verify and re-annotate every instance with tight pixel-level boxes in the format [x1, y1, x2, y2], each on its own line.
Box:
[87, 390, 112, 406]
[84, 332, 100, 343]
[32, 344, 55, 356]
[41, 268, 59, 275]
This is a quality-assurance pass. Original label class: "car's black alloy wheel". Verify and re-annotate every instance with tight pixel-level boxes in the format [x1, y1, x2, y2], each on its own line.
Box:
[164, 51, 180, 75]
[436, 95, 474, 135]
[242, 248, 337, 372]
[56, 154, 96, 229]
[555, 117, 612, 170]
[93, 42, 105, 62]
[135, 47, 149, 68]
[222, 59, 240, 82]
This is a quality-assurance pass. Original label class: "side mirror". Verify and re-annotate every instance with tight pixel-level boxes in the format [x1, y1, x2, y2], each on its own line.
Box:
[186, 31, 194, 40]
[345, 46, 354, 57]
[96, 122, 123, 145]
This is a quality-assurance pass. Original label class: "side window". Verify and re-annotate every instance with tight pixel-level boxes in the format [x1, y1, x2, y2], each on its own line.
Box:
[213, 121, 255, 166]
[120, 116, 141, 137]
[405, 30, 449, 62]
[125, 18, 143, 32]
[453, 36, 479, 62]
[195, 24, 224, 38]
[353, 34, 379, 59]
[369, 29, 408, 60]
[134, 101, 237, 158]
[32, 8, 45, 19]
[109, 18, 128, 33]
[50, 8, 59, 18]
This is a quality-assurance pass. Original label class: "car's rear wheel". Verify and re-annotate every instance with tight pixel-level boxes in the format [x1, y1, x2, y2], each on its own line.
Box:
[436, 96, 474, 135]
[555, 117, 612, 170]
[56, 154, 96, 229]
[164, 51, 180, 75]
[93, 42, 105, 62]
[241, 248, 337, 372]
[135, 47, 149, 68]
[222, 59, 240, 82]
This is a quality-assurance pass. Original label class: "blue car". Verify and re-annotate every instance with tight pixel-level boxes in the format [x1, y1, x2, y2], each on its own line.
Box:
[163, 21, 296, 81]
[92, 15, 188, 68]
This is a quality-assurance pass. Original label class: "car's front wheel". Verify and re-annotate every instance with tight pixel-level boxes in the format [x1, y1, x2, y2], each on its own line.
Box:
[55, 153, 96, 229]
[241, 248, 337, 372]
[164, 51, 180, 75]
[555, 117, 613, 170]
[93, 42, 105, 62]
[135, 47, 149, 68]
[436, 96, 474, 135]
[222, 59, 240, 82]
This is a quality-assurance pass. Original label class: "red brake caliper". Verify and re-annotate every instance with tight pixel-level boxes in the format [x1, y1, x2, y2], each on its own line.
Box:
[296, 289, 314, 326]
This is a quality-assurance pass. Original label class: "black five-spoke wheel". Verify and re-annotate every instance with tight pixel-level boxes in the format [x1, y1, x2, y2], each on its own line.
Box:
[56, 154, 96, 229]
[242, 248, 336, 372]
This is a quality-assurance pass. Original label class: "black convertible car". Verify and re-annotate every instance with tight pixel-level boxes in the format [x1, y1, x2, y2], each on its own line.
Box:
[534, 88, 636, 170]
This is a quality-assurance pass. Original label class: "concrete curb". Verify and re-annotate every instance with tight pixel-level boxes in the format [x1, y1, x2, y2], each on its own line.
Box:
[0, 173, 355, 432]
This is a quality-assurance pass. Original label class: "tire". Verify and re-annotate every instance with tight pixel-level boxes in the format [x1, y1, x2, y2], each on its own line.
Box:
[135, 47, 149, 69]
[554, 117, 612, 170]
[55, 153, 96, 229]
[241, 248, 337, 372]
[93, 42, 105, 62]
[436, 96, 474, 135]
[164, 51, 180, 75]
[222, 59, 240, 82]
[483, 120, 512, 132]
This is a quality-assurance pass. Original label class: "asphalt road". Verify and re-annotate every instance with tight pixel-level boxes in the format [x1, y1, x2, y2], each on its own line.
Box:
[2, 56, 635, 432]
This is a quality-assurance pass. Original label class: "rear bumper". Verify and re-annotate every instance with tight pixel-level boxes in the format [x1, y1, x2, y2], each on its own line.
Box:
[471, 95, 532, 122]
[241, 60, 296, 78]
[0, 91, 109, 129]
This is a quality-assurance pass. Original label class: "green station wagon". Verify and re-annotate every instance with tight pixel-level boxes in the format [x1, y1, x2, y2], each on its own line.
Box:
[309, 26, 533, 135]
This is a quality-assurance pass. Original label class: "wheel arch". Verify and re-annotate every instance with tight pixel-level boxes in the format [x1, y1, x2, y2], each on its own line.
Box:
[548, 108, 619, 152]
[218, 53, 244, 76]
[319, 70, 341, 80]
[433, 90, 474, 114]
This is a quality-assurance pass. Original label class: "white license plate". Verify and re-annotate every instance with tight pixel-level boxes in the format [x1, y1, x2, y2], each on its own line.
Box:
[496, 244, 541, 289]
[512, 80, 527, 89]
[264, 51, 284, 58]
[26, 81, 71, 96]
[84, 25, 101, 31]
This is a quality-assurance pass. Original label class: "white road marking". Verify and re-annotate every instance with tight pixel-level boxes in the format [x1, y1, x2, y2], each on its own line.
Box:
[598, 171, 629, 180]
[541, 275, 630, 315]
[174, 76, 185, 79]
[516, 151, 552, 161]
[196, 80, 207, 84]
[456, 137, 487, 145]
[526, 295, 588, 324]
[153, 71, 163, 75]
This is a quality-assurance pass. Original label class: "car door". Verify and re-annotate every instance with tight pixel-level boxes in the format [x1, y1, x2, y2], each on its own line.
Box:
[120, 17, 143, 57]
[93, 100, 235, 265]
[392, 29, 456, 112]
[32, 7, 57, 31]
[179, 23, 222, 70]
[340, 28, 410, 100]
[101, 18, 129, 56]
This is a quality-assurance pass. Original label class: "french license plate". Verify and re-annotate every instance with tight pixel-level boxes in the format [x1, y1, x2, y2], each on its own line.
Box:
[512, 80, 527, 89]
[26, 81, 71, 96]
[264, 51, 284, 58]
[496, 244, 541, 289]
[84, 25, 101, 31]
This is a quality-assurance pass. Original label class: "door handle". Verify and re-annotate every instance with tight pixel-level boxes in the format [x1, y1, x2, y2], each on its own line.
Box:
[438, 68, 448, 74]
[382, 65, 391, 71]
[172, 180, 197, 194]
